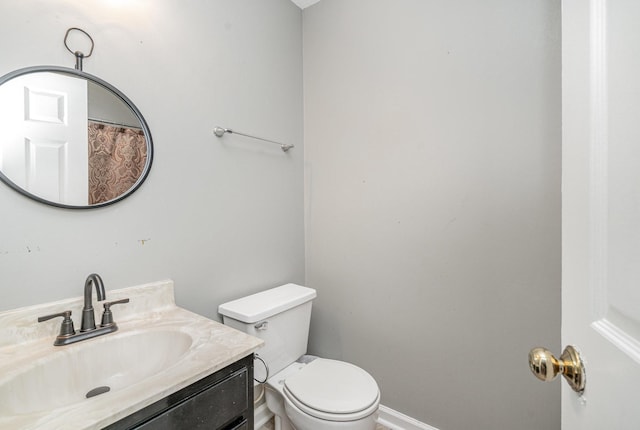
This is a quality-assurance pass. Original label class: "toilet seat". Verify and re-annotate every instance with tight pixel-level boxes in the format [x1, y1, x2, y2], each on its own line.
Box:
[283, 358, 380, 422]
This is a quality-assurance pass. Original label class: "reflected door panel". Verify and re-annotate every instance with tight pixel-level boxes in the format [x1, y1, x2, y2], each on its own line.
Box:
[0, 72, 88, 205]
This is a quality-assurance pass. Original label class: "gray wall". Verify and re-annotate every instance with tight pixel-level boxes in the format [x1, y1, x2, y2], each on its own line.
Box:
[303, 1, 561, 429]
[0, 0, 305, 318]
[0, 1, 561, 429]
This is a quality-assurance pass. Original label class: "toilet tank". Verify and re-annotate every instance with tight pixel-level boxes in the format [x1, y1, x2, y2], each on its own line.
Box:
[218, 284, 317, 380]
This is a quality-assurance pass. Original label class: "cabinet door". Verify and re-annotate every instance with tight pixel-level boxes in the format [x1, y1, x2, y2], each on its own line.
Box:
[133, 368, 248, 430]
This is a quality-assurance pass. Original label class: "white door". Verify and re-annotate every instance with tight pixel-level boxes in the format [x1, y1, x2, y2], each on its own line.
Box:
[562, 0, 640, 428]
[0, 72, 88, 205]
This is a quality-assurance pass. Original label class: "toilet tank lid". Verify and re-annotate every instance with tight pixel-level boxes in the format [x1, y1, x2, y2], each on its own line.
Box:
[218, 284, 317, 323]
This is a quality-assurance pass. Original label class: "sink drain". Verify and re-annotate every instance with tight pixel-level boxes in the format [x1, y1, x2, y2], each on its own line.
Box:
[86, 386, 110, 398]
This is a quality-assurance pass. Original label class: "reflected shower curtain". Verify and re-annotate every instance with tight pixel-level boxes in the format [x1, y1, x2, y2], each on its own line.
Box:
[88, 121, 147, 204]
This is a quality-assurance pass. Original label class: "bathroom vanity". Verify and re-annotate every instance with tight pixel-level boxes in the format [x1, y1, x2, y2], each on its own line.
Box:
[0, 280, 263, 430]
[106, 354, 253, 430]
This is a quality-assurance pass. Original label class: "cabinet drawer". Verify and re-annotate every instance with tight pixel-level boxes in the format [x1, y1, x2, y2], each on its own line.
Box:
[226, 418, 248, 430]
[134, 368, 248, 429]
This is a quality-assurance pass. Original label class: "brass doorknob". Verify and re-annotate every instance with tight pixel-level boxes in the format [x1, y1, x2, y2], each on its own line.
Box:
[528, 345, 586, 393]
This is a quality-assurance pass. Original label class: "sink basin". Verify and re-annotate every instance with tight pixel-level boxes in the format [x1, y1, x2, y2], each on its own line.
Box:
[0, 329, 192, 415]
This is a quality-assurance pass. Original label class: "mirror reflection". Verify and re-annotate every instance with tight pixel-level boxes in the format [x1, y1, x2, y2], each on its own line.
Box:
[0, 67, 152, 208]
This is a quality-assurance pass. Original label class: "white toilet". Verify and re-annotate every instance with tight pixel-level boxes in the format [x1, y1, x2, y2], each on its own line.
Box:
[219, 284, 380, 430]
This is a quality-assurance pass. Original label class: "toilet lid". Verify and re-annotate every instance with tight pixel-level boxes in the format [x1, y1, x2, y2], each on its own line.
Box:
[283, 358, 379, 416]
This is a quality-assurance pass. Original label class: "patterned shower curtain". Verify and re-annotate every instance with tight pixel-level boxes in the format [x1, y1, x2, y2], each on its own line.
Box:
[88, 121, 147, 205]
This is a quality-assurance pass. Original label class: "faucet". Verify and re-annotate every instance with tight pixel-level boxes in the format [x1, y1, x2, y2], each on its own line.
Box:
[81, 273, 106, 332]
[38, 273, 129, 346]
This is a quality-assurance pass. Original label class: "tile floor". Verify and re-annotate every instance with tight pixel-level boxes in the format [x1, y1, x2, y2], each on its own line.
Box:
[259, 418, 274, 430]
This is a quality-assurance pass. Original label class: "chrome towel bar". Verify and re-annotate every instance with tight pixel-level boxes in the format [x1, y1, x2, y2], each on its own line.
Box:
[214, 126, 294, 152]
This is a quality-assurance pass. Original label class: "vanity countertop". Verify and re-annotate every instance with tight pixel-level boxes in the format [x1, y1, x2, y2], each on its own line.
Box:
[0, 280, 263, 430]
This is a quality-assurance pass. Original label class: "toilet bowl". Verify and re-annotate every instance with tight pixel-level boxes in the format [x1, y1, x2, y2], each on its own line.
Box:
[280, 358, 379, 430]
[219, 284, 381, 430]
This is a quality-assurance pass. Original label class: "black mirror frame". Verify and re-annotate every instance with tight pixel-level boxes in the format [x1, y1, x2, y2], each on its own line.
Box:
[0, 65, 153, 209]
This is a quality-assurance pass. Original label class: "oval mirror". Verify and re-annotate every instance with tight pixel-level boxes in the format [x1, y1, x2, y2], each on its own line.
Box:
[0, 66, 153, 209]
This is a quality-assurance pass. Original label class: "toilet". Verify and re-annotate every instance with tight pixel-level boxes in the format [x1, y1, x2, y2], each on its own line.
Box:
[218, 284, 380, 430]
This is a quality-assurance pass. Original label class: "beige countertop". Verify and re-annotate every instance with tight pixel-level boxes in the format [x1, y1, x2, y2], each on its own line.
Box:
[0, 280, 263, 430]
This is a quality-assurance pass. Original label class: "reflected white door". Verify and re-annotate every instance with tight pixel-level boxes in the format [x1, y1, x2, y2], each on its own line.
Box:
[563, 0, 640, 428]
[0, 72, 88, 205]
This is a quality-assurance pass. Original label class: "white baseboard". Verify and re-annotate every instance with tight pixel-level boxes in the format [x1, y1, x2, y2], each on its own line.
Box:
[256, 401, 436, 430]
[377, 405, 439, 430]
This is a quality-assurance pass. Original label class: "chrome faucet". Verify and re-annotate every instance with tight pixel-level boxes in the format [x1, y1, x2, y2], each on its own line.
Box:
[81, 273, 106, 332]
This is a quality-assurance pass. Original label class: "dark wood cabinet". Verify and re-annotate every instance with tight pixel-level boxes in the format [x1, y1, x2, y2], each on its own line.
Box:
[104, 354, 254, 430]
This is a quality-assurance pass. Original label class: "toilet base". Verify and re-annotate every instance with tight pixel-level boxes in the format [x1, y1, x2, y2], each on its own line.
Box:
[265, 384, 295, 430]
[285, 397, 379, 430]
[274, 414, 295, 430]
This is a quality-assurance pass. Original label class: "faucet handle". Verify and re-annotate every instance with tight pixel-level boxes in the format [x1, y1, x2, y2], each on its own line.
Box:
[100, 298, 129, 327]
[38, 310, 76, 337]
